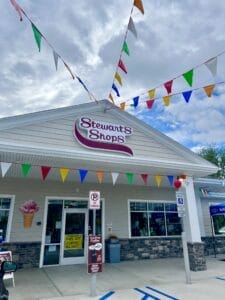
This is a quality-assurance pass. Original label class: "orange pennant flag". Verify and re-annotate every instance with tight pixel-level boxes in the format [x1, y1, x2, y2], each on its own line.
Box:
[203, 84, 215, 97]
[120, 102, 126, 111]
[155, 175, 163, 187]
[115, 72, 123, 86]
[108, 93, 115, 104]
[60, 168, 69, 182]
[148, 89, 155, 100]
[134, 0, 144, 14]
[63, 62, 75, 79]
[163, 95, 171, 107]
[96, 171, 104, 184]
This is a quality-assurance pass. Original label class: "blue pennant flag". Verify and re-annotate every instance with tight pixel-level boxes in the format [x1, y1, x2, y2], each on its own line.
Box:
[76, 76, 89, 92]
[167, 175, 174, 186]
[79, 169, 88, 183]
[182, 90, 192, 103]
[132, 96, 139, 108]
[112, 83, 120, 97]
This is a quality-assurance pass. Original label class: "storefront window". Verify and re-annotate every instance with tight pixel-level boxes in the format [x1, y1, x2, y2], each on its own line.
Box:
[130, 201, 182, 237]
[212, 214, 225, 235]
[0, 197, 13, 242]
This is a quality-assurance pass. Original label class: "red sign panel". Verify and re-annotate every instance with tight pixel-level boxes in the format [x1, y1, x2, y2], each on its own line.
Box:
[88, 235, 102, 273]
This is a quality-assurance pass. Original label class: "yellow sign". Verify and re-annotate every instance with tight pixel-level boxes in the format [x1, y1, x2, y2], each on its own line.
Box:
[64, 234, 83, 250]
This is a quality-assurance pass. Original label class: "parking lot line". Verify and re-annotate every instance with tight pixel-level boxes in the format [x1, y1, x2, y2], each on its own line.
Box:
[216, 276, 225, 281]
[99, 290, 115, 299]
[134, 287, 160, 300]
[146, 286, 179, 300]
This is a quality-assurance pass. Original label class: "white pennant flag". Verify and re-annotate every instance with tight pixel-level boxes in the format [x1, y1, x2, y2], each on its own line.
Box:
[205, 57, 217, 77]
[111, 172, 119, 185]
[1, 162, 12, 177]
[128, 17, 137, 38]
[53, 50, 59, 70]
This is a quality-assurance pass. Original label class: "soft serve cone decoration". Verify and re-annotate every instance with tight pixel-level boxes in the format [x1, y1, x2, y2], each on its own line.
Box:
[20, 200, 39, 229]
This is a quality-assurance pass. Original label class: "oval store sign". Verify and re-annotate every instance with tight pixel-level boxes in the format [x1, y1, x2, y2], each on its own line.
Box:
[74, 116, 133, 156]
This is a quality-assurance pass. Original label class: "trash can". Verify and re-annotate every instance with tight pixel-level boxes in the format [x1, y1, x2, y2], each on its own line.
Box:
[106, 238, 121, 263]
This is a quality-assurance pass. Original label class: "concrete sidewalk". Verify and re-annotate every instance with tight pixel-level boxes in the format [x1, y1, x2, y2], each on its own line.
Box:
[6, 256, 225, 300]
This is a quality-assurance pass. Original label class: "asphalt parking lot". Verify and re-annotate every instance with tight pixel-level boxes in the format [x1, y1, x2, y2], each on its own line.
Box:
[6, 256, 225, 300]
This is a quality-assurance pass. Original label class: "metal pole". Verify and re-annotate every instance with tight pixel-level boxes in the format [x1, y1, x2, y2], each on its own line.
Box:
[90, 209, 97, 297]
[182, 231, 191, 284]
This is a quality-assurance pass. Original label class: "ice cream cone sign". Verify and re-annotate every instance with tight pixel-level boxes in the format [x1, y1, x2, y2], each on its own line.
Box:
[19, 200, 39, 229]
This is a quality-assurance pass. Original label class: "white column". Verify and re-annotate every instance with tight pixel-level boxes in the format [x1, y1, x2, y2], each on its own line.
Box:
[182, 177, 202, 243]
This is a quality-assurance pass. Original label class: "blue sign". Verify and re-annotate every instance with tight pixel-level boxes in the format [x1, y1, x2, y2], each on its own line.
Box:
[209, 203, 225, 216]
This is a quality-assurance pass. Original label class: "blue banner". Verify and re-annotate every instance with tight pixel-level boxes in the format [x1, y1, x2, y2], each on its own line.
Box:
[209, 203, 225, 216]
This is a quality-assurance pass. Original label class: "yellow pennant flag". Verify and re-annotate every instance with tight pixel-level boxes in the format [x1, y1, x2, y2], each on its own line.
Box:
[163, 95, 171, 106]
[155, 175, 163, 187]
[134, 0, 144, 14]
[148, 89, 155, 100]
[60, 168, 69, 182]
[120, 102, 126, 111]
[96, 171, 104, 184]
[203, 84, 215, 97]
[115, 72, 123, 86]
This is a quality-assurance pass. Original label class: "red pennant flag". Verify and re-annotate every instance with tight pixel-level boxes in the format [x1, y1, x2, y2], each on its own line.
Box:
[10, 0, 24, 21]
[141, 174, 148, 185]
[164, 80, 173, 94]
[118, 59, 127, 74]
[134, 0, 144, 14]
[41, 166, 51, 180]
[146, 99, 155, 109]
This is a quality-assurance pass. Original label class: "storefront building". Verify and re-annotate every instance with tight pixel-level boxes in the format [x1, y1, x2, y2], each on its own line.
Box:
[0, 99, 220, 271]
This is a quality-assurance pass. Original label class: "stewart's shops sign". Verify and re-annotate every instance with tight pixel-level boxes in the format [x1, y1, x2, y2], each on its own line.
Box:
[74, 116, 133, 156]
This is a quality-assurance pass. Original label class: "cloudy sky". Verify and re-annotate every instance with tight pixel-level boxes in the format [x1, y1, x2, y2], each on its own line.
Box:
[1, 0, 225, 151]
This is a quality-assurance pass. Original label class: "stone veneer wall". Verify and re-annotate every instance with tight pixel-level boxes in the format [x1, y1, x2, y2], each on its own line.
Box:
[187, 242, 206, 271]
[202, 236, 225, 256]
[1, 242, 41, 269]
[120, 237, 183, 260]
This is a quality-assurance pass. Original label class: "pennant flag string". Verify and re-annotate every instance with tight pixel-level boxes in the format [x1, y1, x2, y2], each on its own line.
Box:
[9, 0, 97, 103]
[0, 159, 187, 187]
[116, 79, 225, 111]
[108, 0, 145, 103]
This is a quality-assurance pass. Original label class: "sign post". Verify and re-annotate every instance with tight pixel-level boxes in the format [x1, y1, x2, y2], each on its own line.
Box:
[176, 191, 191, 284]
[88, 191, 102, 297]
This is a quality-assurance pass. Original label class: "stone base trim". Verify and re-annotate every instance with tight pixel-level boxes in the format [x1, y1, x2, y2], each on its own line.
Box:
[187, 242, 206, 271]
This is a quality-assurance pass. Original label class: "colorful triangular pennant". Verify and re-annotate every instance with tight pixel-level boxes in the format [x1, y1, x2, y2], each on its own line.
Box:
[203, 84, 215, 97]
[31, 23, 42, 52]
[134, 0, 145, 14]
[21, 164, 32, 177]
[120, 102, 126, 111]
[96, 171, 104, 184]
[128, 17, 137, 38]
[183, 69, 193, 87]
[163, 95, 171, 107]
[79, 169, 88, 183]
[182, 90, 192, 103]
[10, 0, 24, 21]
[141, 174, 148, 185]
[146, 99, 155, 109]
[164, 80, 173, 94]
[60, 168, 69, 182]
[111, 172, 119, 185]
[108, 93, 115, 104]
[132, 96, 139, 108]
[53, 50, 59, 70]
[167, 175, 174, 186]
[115, 72, 122, 86]
[63, 62, 75, 79]
[41, 166, 51, 181]
[205, 57, 217, 77]
[118, 59, 127, 74]
[126, 173, 134, 185]
[148, 89, 155, 100]
[112, 83, 120, 97]
[122, 41, 130, 56]
[155, 175, 162, 187]
[1, 162, 12, 177]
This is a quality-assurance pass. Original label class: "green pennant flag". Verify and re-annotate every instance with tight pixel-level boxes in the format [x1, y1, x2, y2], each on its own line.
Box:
[182, 69, 193, 87]
[31, 23, 42, 52]
[126, 173, 134, 185]
[21, 164, 32, 177]
[122, 41, 130, 56]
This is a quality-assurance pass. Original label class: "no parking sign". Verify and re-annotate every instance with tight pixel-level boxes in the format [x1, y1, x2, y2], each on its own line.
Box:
[89, 190, 100, 209]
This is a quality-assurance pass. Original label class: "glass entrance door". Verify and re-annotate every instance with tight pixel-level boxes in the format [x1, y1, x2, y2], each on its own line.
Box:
[61, 209, 88, 264]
